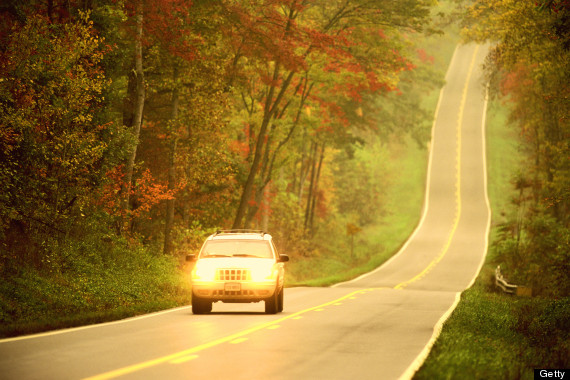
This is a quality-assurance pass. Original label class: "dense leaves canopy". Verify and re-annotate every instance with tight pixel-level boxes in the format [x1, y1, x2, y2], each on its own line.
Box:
[0, 0, 442, 268]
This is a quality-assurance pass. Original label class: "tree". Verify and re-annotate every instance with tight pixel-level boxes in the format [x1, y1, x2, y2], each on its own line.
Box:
[122, 0, 146, 233]
[225, 0, 434, 229]
[0, 11, 111, 264]
[133, 0, 237, 251]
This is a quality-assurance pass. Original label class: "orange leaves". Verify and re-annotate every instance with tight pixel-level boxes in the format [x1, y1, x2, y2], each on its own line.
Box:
[230, 139, 251, 159]
[95, 165, 174, 220]
[134, 169, 175, 216]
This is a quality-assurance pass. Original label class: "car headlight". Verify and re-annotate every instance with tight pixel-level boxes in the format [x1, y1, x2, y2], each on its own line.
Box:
[192, 262, 216, 281]
[250, 263, 278, 282]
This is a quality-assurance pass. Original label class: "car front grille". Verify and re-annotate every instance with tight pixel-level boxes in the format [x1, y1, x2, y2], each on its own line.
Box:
[216, 269, 251, 281]
[213, 289, 255, 297]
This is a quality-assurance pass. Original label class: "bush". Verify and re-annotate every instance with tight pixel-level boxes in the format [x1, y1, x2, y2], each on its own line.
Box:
[491, 207, 570, 297]
[0, 232, 191, 338]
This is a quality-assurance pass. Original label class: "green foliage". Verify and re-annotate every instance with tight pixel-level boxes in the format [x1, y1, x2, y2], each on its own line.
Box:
[493, 208, 570, 297]
[0, 233, 191, 337]
[1, 0, 446, 256]
[285, 133, 428, 287]
[333, 140, 390, 226]
[0, 12, 114, 256]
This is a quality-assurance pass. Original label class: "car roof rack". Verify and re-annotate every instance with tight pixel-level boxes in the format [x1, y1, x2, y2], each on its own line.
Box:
[214, 229, 266, 236]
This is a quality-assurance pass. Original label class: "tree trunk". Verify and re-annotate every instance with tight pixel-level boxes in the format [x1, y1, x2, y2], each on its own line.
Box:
[232, 65, 296, 229]
[163, 66, 179, 255]
[304, 141, 317, 232]
[242, 76, 313, 228]
[122, 1, 145, 233]
[232, 5, 301, 229]
[232, 118, 269, 229]
[308, 143, 325, 232]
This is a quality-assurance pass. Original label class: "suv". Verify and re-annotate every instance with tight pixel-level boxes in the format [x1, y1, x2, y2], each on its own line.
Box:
[187, 230, 289, 314]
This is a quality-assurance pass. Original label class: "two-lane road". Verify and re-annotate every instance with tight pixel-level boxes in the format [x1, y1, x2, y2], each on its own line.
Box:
[0, 43, 490, 380]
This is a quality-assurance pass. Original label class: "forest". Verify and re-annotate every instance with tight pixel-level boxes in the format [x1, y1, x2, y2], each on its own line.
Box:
[0, 0, 568, 335]
[0, 0, 447, 331]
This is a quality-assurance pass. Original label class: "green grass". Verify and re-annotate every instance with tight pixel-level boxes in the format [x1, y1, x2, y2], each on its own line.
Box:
[484, 100, 523, 228]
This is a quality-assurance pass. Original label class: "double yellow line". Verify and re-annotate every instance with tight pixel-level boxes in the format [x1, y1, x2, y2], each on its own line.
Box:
[395, 45, 480, 290]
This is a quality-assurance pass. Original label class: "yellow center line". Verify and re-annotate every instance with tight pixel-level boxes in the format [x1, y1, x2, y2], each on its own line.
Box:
[169, 355, 198, 364]
[395, 45, 480, 290]
[230, 337, 248, 344]
[83, 288, 385, 380]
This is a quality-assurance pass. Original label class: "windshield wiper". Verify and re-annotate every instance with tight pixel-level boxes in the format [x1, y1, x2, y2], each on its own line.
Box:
[232, 254, 260, 258]
[205, 254, 231, 258]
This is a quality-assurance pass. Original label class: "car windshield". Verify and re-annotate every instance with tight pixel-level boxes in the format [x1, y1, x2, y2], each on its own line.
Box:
[201, 240, 273, 259]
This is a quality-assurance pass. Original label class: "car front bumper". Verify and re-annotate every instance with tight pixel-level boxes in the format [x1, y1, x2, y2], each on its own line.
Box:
[192, 280, 277, 302]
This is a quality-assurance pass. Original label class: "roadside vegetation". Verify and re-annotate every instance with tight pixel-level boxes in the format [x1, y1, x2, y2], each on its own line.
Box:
[416, 0, 570, 377]
[0, 0, 458, 337]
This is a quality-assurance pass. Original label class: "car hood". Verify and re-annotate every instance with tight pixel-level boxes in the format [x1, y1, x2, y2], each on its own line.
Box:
[197, 257, 275, 268]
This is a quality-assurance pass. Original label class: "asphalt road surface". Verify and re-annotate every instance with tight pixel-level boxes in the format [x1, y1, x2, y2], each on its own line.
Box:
[0, 43, 491, 380]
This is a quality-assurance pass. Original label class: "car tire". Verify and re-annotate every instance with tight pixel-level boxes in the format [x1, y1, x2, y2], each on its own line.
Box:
[192, 295, 212, 314]
[277, 287, 284, 313]
[265, 287, 279, 314]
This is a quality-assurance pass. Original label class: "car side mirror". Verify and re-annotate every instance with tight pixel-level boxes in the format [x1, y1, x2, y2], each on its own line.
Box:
[279, 254, 289, 263]
[186, 254, 197, 262]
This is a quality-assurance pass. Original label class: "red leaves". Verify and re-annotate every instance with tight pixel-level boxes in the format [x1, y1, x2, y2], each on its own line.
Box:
[535, 0, 570, 13]
[500, 64, 535, 99]
[417, 48, 434, 64]
[224, 1, 307, 72]
[121, 0, 199, 62]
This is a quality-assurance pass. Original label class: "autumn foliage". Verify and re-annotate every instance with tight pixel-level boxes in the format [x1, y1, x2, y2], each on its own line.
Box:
[0, 0, 440, 270]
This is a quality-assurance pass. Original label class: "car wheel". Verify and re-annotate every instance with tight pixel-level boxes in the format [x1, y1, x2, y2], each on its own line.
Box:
[192, 295, 212, 314]
[265, 288, 279, 314]
[277, 287, 284, 312]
